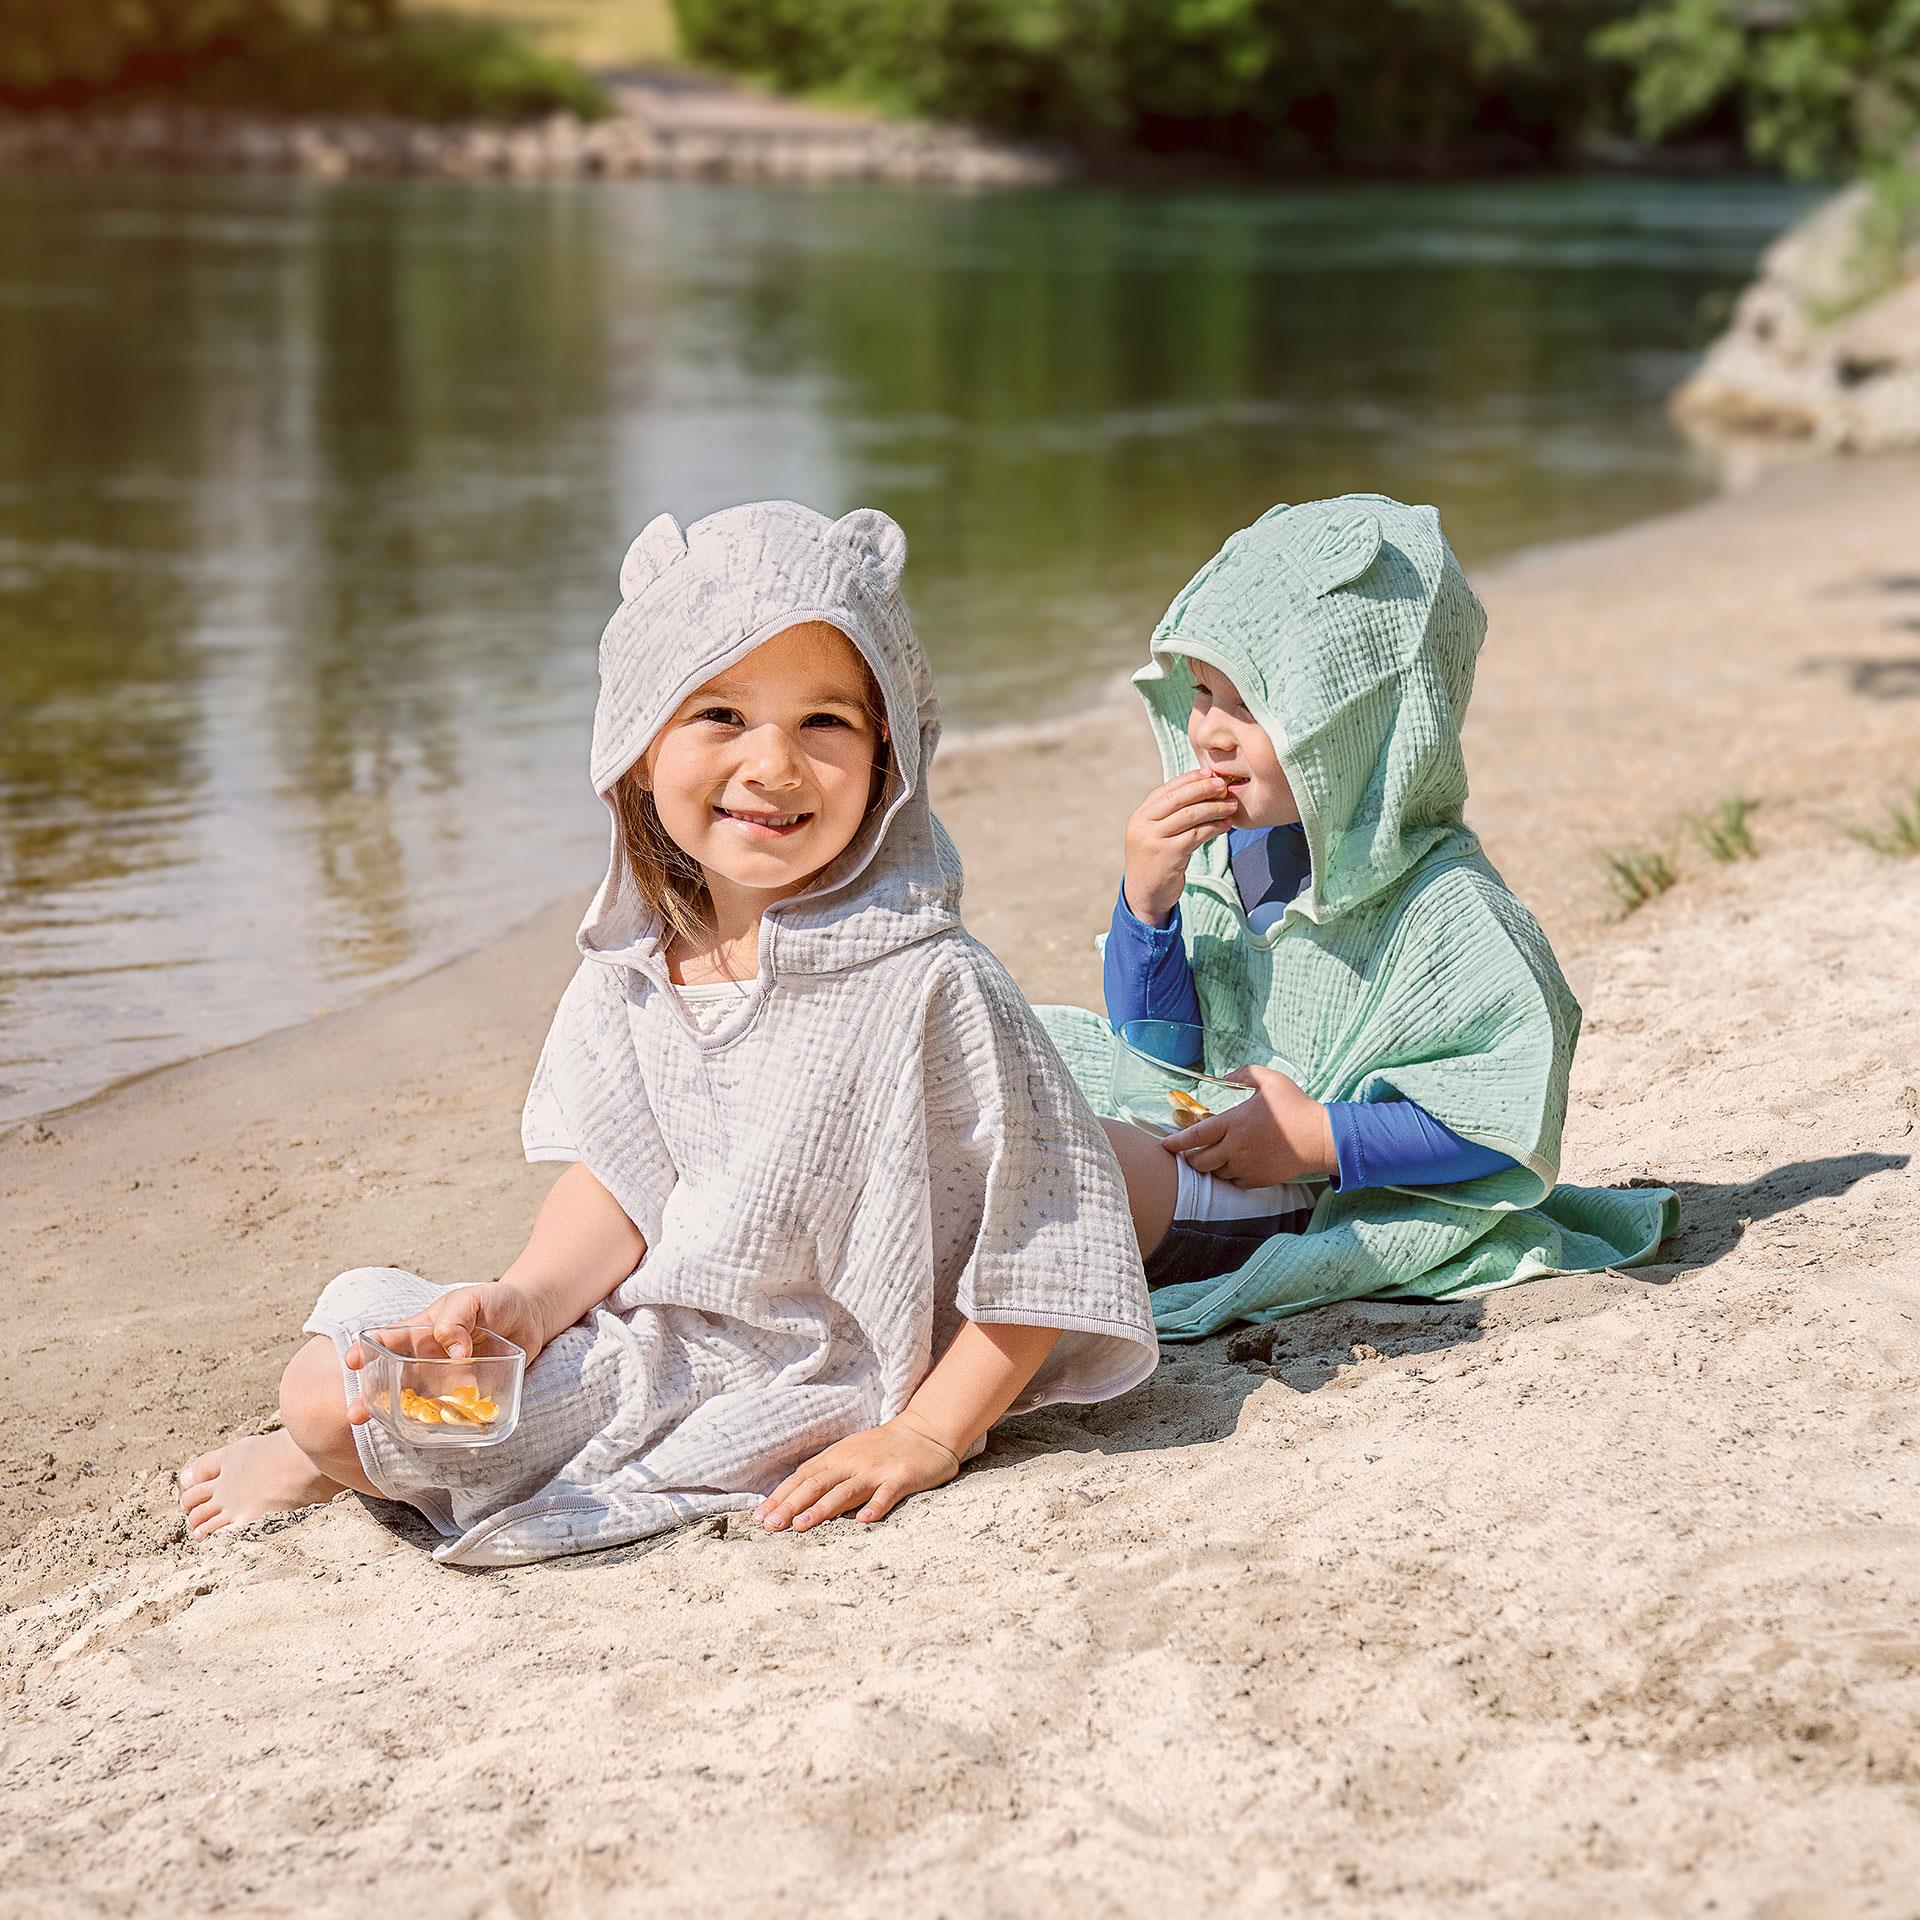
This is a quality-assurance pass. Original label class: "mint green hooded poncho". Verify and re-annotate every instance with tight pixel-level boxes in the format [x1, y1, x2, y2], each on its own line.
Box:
[1039, 494, 1678, 1339]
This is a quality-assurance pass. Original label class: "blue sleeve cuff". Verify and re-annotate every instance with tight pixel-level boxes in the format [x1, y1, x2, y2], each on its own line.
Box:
[1104, 883, 1201, 1033]
[1326, 1096, 1517, 1192]
[1114, 887, 1182, 940]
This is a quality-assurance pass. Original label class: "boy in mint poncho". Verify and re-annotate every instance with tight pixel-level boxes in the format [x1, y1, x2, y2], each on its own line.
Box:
[1039, 494, 1677, 1337]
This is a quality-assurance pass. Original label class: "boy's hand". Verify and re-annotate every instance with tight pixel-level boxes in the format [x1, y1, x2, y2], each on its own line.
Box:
[1123, 770, 1238, 926]
[756, 1413, 961, 1532]
[343, 1282, 546, 1423]
[1164, 1064, 1337, 1188]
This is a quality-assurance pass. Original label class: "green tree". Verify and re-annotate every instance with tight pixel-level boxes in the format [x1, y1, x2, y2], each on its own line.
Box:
[1600, 0, 1920, 176]
[671, 0, 1633, 167]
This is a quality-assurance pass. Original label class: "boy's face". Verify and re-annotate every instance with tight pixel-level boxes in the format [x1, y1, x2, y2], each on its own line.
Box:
[1186, 659, 1299, 829]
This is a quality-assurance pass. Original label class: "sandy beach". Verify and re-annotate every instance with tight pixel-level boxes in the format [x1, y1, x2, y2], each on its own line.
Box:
[4, 456, 1919, 1916]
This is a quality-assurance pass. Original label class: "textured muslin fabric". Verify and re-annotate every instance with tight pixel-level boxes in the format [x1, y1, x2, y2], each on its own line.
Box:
[308, 501, 1156, 1567]
[1038, 494, 1677, 1338]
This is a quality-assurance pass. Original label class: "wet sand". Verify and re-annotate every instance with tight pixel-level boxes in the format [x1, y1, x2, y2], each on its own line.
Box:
[3, 455, 1918, 1916]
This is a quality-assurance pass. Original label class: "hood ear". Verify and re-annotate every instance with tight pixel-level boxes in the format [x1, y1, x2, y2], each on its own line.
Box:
[1280, 502, 1383, 599]
[619, 513, 690, 600]
[829, 508, 908, 593]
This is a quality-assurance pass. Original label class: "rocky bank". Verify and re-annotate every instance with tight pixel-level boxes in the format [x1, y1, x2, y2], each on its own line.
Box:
[0, 70, 1076, 190]
[1675, 174, 1920, 456]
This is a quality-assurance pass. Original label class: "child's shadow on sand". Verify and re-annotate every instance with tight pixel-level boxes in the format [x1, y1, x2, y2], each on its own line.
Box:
[987, 1148, 1911, 1465]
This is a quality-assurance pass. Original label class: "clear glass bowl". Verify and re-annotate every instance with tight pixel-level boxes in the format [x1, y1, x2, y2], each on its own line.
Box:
[355, 1325, 525, 1450]
[1110, 1017, 1266, 1136]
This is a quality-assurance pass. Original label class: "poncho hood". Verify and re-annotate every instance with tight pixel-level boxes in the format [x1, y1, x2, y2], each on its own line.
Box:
[577, 498, 961, 983]
[1035, 489, 1676, 1340]
[1135, 493, 1485, 925]
[320, 499, 1158, 1565]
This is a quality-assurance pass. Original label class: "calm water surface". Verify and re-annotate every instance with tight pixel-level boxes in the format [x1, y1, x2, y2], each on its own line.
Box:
[0, 169, 1811, 1121]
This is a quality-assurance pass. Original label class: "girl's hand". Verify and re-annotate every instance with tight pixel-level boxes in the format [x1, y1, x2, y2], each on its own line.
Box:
[342, 1282, 545, 1423]
[1164, 1064, 1337, 1188]
[1122, 770, 1238, 926]
[756, 1413, 961, 1532]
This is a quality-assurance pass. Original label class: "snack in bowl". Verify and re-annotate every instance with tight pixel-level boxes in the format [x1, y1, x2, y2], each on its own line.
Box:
[1166, 1088, 1213, 1124]
[356, 1325, 525, 1450]
[399, 1384, 499, 1428]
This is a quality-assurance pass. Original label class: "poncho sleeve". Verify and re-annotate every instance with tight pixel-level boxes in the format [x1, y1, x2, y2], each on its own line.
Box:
[920, 942, 1158, 1411]
[520, 958, 678, 1247]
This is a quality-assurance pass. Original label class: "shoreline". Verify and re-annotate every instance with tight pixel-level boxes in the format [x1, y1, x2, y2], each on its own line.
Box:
[0, 94, 1771, 193]
[9, 450, 1915, 1136]
[0, 83, 1077, 190]
[4, 451, 1919, 1912]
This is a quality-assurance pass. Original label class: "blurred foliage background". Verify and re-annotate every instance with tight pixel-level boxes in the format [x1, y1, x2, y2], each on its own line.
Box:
[670, 0, 1920, 177]
[0, 0, 1915, 175]
[0, 0, 609, 118]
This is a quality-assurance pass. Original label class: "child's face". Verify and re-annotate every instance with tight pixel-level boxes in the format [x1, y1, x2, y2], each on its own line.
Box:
[1186, 660, 1299, 828]
[643, 622, 886, 908]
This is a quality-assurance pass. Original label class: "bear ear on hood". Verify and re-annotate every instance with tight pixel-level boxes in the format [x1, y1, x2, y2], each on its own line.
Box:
[618, 513, 690, 600]
[1276, 501, 1383, 599]
[829, 507, 908, 593]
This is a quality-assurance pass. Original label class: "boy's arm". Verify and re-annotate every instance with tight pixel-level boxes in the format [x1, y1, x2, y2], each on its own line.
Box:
[1104, 885, 1203, 1038]
[1169, 1070, 1520, 1191]
[756, 1319, 1060, 1534]
[1326, 1099, 1515, 1190]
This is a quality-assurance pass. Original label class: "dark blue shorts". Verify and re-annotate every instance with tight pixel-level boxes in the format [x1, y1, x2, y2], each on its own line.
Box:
[1142, 1209, 1313, 1291]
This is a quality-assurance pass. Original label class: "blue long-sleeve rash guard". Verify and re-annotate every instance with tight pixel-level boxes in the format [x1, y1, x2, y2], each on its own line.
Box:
[1104, 825, 1516, 1192]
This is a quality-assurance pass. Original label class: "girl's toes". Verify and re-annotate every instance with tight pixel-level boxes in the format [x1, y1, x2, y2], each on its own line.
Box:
[188, 1503, 229, 1539]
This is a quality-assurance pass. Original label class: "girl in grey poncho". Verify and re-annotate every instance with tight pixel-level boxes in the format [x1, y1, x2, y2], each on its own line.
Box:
[178, 501, 1156, 1568]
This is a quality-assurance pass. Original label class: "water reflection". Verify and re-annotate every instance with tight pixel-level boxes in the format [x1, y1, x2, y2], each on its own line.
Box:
[0, 170, 1811, 1120]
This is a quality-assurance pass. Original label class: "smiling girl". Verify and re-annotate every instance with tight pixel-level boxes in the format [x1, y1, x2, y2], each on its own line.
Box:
[178, 501, 1154, 1565]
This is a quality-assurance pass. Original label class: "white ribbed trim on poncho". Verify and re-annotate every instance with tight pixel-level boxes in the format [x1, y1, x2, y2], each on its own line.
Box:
[307, 501, 1155, 1567]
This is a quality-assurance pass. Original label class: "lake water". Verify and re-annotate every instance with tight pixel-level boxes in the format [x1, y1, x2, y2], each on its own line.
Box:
[0, 167, 1811, 1122]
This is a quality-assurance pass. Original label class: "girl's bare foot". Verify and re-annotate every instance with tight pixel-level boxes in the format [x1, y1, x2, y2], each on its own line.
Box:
[177, 1430, 342, 1539]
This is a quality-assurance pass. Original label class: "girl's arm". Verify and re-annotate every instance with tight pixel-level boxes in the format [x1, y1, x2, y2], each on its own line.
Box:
[345, 1163, 643, 1390]
[756, 1319, 1062, 1533]
[496, 1162, 648, 1353]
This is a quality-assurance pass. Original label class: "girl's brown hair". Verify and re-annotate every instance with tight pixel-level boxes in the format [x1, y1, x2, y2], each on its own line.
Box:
[608, 644, 892, 947]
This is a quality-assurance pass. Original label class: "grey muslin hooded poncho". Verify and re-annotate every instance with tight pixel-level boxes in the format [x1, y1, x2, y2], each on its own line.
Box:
[308, 501, 1156, 1567]
[1039, 494, 1679, 1339]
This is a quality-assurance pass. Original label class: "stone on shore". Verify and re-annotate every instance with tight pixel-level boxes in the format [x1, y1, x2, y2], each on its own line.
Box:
[1675, 176, 1920, 454]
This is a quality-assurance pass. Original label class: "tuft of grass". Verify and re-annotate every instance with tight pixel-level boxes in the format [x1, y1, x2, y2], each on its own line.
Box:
[1602, 844, 1677, 918]
[1846, 786, 1920, 858]
[1693, 794, 1760, 863]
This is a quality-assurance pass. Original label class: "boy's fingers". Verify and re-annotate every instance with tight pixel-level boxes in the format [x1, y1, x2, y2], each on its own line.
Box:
[1181, 1141, 1231, 1174]
[1156, 800, 1239, 837]
[1143, 772, 1227, 818]
[1165, 1114, 1228, 1153]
